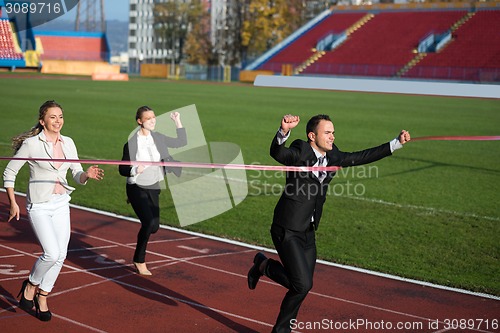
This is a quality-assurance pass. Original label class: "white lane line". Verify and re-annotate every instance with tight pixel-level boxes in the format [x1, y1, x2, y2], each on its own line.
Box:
[0, 242, 274, 331]
[177, 245, 210, 254]
[1, 190, 498, 333]
[2, 190, 498, 301]
[64, 232, 498, 333]
[345, 195, 500, 222]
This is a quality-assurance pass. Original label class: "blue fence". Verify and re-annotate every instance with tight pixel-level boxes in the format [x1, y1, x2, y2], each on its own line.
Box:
[184, 65, 241, 82]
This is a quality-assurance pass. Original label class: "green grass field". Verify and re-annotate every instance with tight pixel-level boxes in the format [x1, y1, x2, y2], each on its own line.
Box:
[1, 74, 499, 296]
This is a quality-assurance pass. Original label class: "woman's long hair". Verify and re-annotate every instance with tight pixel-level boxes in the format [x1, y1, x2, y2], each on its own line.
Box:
[12, 100, 63, 153]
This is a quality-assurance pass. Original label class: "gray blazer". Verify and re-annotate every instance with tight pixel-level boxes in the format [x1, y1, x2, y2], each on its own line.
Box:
[3, 131, 87, 204]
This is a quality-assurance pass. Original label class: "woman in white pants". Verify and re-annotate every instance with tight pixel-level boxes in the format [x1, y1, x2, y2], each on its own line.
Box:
[3, 100, 104, 321]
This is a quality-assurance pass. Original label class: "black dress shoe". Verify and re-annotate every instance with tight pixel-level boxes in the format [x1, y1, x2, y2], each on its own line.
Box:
[17, 279, 35, 311]
[34, 292, 52, 322]
[247, 252, 267, 290]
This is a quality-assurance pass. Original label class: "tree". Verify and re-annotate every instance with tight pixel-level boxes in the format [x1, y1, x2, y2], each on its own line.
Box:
[209, 0, 245, 66]
[154, 1, 189, 65]
[183, 0, 213, 65]
[154, 0, 323, 67]
[283, 0, 309, 34]
[241, 0, 309, 61]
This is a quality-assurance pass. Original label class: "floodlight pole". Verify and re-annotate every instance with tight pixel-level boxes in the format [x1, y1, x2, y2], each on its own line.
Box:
[75, 0, 106, 32]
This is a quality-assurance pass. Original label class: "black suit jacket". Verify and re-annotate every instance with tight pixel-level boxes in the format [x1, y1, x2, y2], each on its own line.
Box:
[119, 128, 187, 179]
[270, 134, 392, 231]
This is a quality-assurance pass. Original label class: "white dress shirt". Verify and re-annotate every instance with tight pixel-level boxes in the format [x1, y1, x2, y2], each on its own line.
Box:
[127, 132, 163, 186]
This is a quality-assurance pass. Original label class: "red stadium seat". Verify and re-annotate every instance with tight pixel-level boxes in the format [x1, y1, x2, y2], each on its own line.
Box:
[0, 19, 24, 61]
[404, 10, 500, 81]
[253, 8, 499, 82]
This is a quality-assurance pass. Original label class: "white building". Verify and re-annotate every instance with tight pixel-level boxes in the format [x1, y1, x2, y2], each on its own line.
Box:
[128, 0, 157, 73]
[128, 0, 212, 73]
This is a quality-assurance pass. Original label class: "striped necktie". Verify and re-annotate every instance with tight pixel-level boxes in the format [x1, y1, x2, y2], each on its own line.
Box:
[317, 156, 326, 182]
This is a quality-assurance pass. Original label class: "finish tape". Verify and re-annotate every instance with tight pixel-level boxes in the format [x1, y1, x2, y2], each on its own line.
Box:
[0, 156, 342, 172]
[411, 135, 500, 141]
[0, 136, 498, 171]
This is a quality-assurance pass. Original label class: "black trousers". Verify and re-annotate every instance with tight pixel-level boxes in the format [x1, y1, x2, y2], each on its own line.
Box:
[267, 223, 317, 333]
[126, 184, 161, 263]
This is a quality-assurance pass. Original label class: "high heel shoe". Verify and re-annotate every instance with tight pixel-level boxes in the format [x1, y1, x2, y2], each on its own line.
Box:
[17, 279, 35, 311]
[34, 291, 52, 322]
[133, 262, 152, 276]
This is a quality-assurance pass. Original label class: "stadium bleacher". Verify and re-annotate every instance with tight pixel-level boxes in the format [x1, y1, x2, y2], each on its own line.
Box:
[0, 19, 23, 61]
[250, 5, 500, 83]
[302, 10, 467, 77]
[404, 9, 500, 82]
[258, 12, 368, 72]
[0, 8, 111, 73]
[2, 2, 499, 82]
[35, 31, 110, 62]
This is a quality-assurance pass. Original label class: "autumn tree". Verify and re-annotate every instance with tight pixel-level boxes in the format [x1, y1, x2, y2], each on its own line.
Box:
[153, 0, 330, 67]
[242, 0, 284, 54]
[183, 0, 213, 65]
[208, 0, 245, 66]
[240, 0, 311, 63]
[153, 1, 189, 65]
[283, 0, 310, 34]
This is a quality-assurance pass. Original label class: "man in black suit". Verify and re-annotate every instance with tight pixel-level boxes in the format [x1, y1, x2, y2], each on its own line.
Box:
[247, 114, 410, 333]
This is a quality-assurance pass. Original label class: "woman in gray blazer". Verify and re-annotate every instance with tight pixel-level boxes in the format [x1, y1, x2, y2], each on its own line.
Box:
[119, 106, 187, 276]
[3, 100, 104, 321]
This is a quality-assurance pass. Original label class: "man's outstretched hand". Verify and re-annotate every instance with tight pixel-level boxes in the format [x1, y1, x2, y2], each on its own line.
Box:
[281, 115, 300, 135]
[398, 130, 411, 144]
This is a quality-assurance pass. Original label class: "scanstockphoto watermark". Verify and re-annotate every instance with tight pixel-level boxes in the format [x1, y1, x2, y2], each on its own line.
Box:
[3, 0, 80, 32]
[248, 164, 379, 198]
[290, 318, 426, 331]
[289, 318, 499, 331]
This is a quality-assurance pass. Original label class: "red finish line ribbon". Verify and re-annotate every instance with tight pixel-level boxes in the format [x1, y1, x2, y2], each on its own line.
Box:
[0, 157, 342, 172]
[411, 135, 500, 141]
[0, 136, 497, 171]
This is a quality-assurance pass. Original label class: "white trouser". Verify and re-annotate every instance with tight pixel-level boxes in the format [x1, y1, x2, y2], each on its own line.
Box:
[27, 193, 71, 293]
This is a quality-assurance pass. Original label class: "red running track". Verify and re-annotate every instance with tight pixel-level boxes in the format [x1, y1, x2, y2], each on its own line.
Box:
[0, 191, 498, 333]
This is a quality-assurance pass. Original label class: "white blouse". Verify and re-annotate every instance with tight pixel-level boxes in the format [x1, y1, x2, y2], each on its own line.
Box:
[127, 133, 163, 186]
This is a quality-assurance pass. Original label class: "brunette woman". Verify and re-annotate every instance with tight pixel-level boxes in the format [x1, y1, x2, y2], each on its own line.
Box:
[119, 106, 186, 275]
